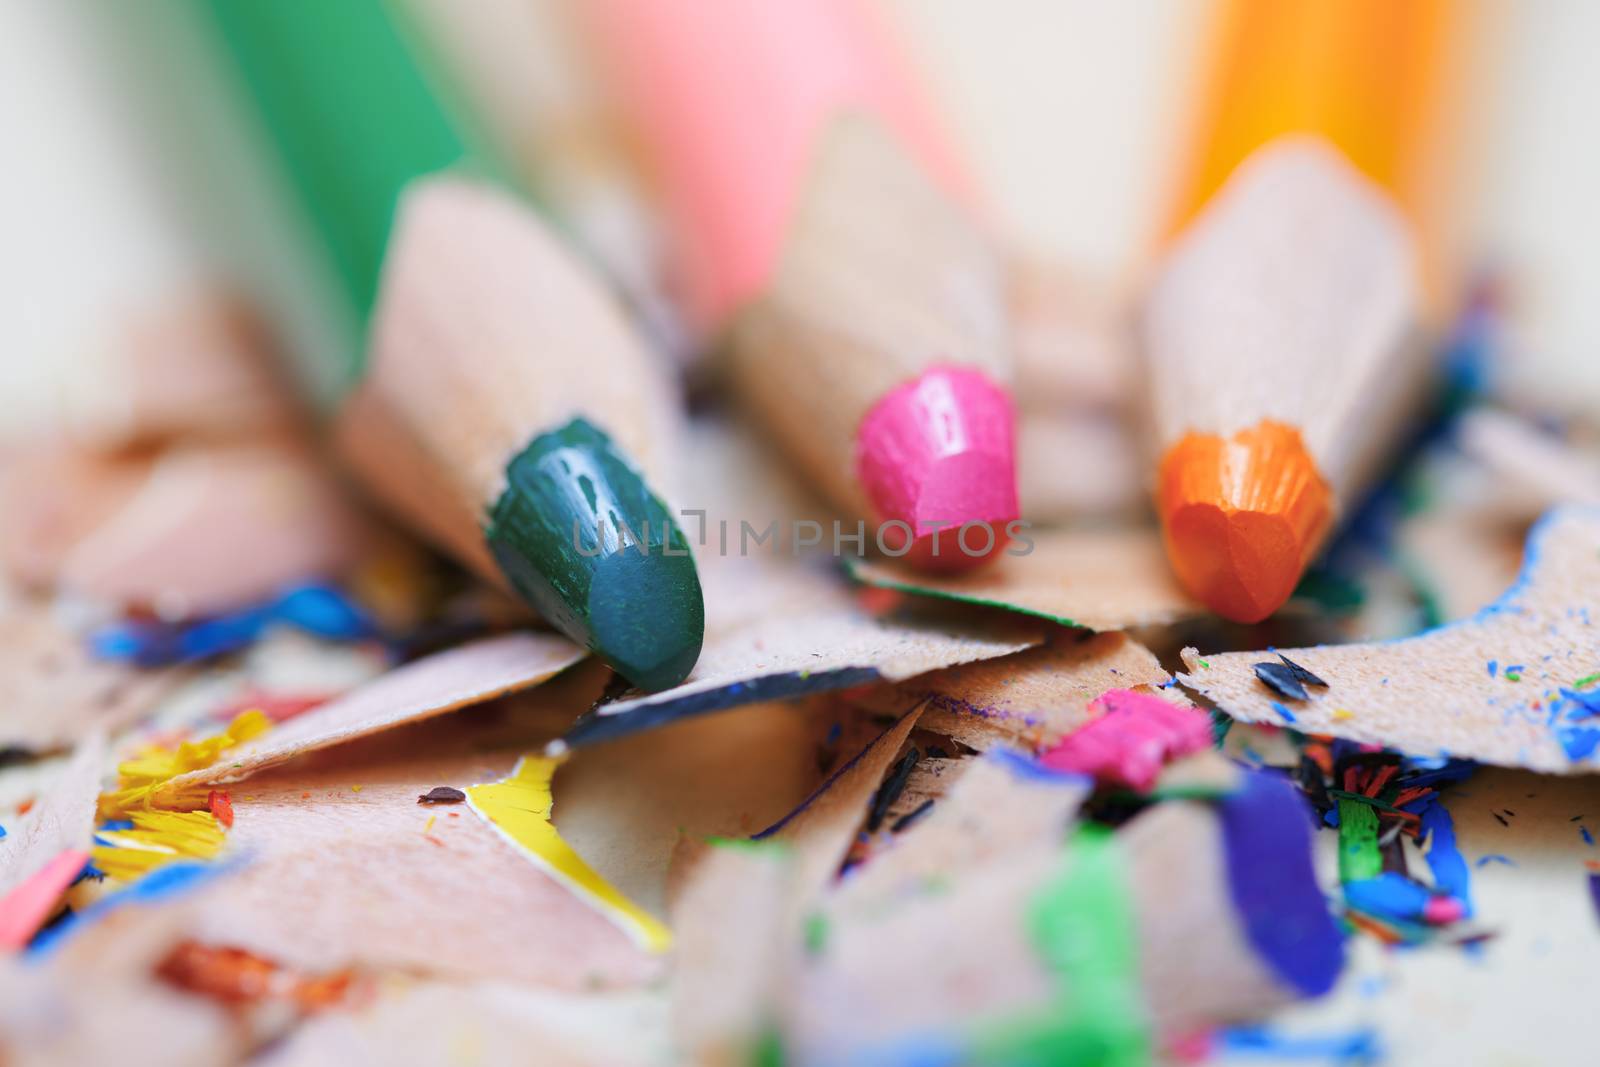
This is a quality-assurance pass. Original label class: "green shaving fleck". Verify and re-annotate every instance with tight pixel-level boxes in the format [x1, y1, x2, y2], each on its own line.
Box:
[1198, 659, 1211, 670]
[706, 836, 789, 855]
[1107, 784, 1232, 805]
[1576, 673, 1600, 690]
[1396, 552, 1446, 630]
[803, 913, 829, 955]
[1338, 798, 1383, 884]
[750, 1025, 786, 1067]
[1209, 707, 1233, 748]
[1291, 569, 1366, 615]
[969, 826, 1151, 1066]
[1505, 671, 1522, 682]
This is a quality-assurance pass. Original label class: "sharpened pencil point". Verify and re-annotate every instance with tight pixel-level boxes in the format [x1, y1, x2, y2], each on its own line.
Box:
[1158, 421, 1333, 623]
[486, 418, 704, 691]
[856, 366, 1017, 574]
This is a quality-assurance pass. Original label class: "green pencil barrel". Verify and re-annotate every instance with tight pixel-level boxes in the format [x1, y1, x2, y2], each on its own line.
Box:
[201, 0, 466, 341]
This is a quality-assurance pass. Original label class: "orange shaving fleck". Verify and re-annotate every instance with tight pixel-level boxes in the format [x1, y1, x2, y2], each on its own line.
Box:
[208, 791, 235, 829]
[156, 941, 357, 1011]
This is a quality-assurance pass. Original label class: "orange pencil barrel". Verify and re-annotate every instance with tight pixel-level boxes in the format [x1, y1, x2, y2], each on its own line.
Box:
[1166, 0, 1459, 247]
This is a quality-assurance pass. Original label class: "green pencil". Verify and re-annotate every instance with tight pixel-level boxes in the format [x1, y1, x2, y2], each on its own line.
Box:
[195, 0, 704, 690]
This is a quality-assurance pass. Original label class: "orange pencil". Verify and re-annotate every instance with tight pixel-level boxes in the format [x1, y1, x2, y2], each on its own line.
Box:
[1146, 0, 1464, 622]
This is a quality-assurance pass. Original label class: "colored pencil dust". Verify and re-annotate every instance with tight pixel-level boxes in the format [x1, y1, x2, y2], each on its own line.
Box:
[198, 0, 703, 688]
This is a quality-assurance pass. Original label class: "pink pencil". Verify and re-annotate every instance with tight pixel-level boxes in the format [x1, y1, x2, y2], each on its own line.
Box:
[585, 0, 1017, 570]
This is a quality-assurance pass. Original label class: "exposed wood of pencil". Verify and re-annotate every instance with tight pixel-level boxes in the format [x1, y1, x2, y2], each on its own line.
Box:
[1150, 140, 1421, 494]
[727, 116, 1008, 521]
[392, 0, 684, 356]
[335, 175, 679, 580]
[1144, 139, 1424, 621]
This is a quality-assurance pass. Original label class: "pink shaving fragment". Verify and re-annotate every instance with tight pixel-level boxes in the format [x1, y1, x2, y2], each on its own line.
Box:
[1035, 688, 1212, 790]
[0, 848, 90, 950]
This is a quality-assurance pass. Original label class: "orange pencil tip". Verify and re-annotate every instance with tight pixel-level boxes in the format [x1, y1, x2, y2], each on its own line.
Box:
[1157, 421, 1334, 623]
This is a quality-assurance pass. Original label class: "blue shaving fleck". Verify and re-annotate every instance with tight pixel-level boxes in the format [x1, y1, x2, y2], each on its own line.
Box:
[1357, 975, 1388, 999]
[1475, 854, 1515, 868]
[1550, 686, 1600, 761]
[29, 860, 238, 956]
[989, 747, 1091, 786]
[1419, 800, 1472, 915]
[89, 582, 376, 667]
[1583, 826, 1595, 846]
[1217, 1024, 1383, 1064]
[1344, 872, 1440, 924]
[1270, 701, 1297, 724]
[1487, 660, 1498, 678]
[842, 1035, 963, 1067]
[1403, 759, 1477, 790]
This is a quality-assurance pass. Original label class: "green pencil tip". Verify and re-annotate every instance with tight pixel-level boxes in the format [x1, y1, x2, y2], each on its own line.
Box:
[485, 417, 704, 690]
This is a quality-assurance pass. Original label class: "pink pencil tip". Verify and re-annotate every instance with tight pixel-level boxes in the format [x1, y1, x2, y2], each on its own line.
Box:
[855, 366, 1017, 573]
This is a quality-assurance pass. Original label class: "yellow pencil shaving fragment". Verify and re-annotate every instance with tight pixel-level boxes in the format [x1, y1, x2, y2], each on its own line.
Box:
[467, 755, 671, 953]
[1332, 708, 1354, 721]
[351, 785, 363, 793]
[423, 814, 437, 834]
[92, 810, 226, 881]
[99, 710, 272, 818]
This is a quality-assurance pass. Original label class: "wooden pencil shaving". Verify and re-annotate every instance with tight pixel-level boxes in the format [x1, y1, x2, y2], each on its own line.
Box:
[566, 554, 1040, 745]
[846, 525, 1202, 632]
[0, 734, 106, 948]
[670, 842, 796, 1067]
[825, 751, 1091, 920]
[157, 742, 661, 989]
[0, 603, 186, 752]
[1458, 406, 1600, 514]
[159, 632, 585, 796]
[552, 699, 823, 918]
[1182, 506, 1600, 772]
[2, 440, 365, 618]
[760, 706, 925, 906]
[864, 630, 1170, 752]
